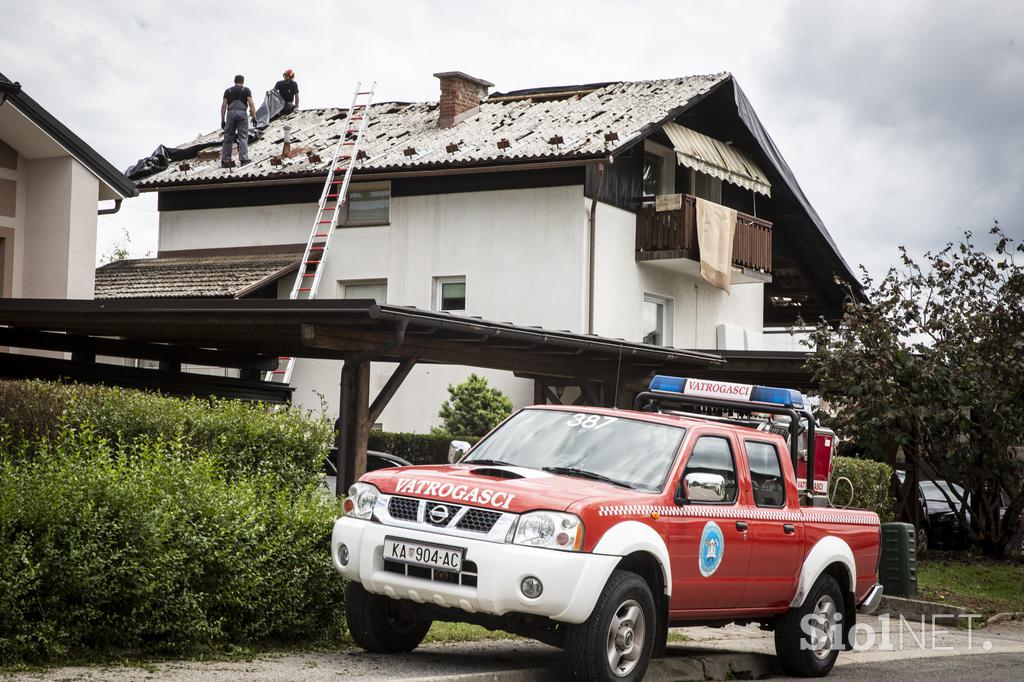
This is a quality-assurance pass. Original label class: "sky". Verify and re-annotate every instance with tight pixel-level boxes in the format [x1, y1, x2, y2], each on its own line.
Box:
[1, 0, 1021, 279]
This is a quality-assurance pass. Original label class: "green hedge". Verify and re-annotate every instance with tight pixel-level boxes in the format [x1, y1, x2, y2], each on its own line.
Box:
[369, 431, 480, 466]
[829, 455, 895, 522]
[0, 380, 332, 492]
[0, 425, 345, 664]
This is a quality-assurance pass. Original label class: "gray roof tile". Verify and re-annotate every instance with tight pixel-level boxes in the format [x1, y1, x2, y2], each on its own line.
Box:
[95, 252, 300, 299]
[137, 74, 729, 189]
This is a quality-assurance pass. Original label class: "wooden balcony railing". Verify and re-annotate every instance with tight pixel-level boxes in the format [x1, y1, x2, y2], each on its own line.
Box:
[635, 194, 772, 274]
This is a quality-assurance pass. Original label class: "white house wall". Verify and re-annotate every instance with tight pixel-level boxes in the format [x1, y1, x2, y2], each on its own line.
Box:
[590, 200, 763, 350]
[161, 183, 586, 433]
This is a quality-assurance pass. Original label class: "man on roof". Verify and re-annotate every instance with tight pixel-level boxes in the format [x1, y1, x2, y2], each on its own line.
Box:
[220, 74, 258, 167]
[275, 69, 299, 114]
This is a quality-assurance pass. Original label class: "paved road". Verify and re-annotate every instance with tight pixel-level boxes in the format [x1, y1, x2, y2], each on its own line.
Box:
[5, 618, 1024, 681]
[796, 652, 1024, 681]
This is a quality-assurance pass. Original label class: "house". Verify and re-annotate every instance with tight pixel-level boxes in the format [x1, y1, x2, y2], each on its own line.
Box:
[0, 73, 137, 299]
[106, 71, 862, 432]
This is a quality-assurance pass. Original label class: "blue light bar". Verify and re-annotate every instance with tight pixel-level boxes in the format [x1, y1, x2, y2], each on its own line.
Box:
[648, 375, 805, 410]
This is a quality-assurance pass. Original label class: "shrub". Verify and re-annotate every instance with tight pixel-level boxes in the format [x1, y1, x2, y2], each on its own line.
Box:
[0, 380, 332, 492]
[369, 431, 480, 466]
[431, 374, 512, 437]
[0, 425, 345, 664]
[829, 455, 895, 522]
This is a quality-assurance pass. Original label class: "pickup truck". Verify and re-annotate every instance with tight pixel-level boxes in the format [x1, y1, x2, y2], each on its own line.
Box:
[332, 376, 883, 680]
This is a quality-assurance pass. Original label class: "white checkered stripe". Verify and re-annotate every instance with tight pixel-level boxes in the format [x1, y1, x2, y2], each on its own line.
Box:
[597, 504, 880, 526]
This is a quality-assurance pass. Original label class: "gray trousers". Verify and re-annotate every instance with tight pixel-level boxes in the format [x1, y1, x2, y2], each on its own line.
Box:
[222, 109, 249, 162]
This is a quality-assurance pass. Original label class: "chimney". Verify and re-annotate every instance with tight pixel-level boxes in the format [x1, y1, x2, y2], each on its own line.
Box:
[434, 71, 493, 128]
[282, 125, 292, 156]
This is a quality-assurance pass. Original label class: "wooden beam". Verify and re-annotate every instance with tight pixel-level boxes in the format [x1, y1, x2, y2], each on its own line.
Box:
[301, 324, 620, 381]
[0, 327, 279, 370]
[368, 358, 416, 425]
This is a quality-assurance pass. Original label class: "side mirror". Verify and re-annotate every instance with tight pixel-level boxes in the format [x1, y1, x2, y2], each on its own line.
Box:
[448, 440, 471, 463]
[677, 472, 727, 504]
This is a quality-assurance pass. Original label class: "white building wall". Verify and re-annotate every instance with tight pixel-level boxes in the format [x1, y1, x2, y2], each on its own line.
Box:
[156, 185, 768, 433]
[158, 202, 314, 252]
[161, 184, 587, 433]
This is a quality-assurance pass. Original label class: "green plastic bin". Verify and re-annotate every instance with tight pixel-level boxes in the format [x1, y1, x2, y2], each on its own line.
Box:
[879, 522, 917, 598]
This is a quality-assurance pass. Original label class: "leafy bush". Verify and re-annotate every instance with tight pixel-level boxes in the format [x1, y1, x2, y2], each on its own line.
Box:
[369, 431, 480, 466]
[0, 380, 332, 492]
[0, 425, 345, 664]
[431, 374, 512, 437]
[829, 455, 895, 522]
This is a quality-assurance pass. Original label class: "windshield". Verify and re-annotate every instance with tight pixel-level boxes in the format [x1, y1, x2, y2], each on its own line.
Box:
[921, 480, 965, 503]
[465, 409, 685, 491]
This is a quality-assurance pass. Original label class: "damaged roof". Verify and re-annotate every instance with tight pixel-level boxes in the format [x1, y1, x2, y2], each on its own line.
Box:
[95, 251, 300, 299]
[135, 74, 729, 189]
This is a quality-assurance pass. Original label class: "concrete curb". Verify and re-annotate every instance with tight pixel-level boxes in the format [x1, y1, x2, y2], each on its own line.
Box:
[986, 612, 1024, 627]
[880, 595, 971, 622]
[405, 647, 778, 682]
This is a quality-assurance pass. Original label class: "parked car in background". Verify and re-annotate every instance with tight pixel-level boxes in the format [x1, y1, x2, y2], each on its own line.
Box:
[896, 471, 967, 553]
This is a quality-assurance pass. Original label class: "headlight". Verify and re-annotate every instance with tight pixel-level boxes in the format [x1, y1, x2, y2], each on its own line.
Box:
[343, 482, 379, 520]
[512, 511, 584, 551]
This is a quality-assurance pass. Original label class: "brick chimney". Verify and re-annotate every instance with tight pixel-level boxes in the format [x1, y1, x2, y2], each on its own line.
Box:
[434, 71, 493, 128]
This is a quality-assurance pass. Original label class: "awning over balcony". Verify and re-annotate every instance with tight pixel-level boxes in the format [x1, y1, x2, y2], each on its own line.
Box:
[662, 122, 772, 197]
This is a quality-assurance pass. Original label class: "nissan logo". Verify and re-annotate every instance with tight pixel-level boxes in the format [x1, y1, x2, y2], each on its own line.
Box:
[428, 505, 450, 524]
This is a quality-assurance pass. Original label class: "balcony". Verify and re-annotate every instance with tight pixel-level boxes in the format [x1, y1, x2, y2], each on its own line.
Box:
[635, 194, 772, 282]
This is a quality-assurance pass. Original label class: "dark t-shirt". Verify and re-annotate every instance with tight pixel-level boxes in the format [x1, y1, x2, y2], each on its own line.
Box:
[275, 79, 299, 104]
[224, 85, 252, 110]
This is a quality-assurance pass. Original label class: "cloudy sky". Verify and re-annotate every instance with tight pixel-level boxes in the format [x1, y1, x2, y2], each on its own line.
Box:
[1, 0, 1021, 278]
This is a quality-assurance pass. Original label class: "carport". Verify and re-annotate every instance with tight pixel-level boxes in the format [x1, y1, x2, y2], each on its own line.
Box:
[0, 298, 731, 492]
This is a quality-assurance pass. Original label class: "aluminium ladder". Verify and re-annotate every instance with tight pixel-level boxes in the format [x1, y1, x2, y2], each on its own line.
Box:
[267, 82, 376, 384]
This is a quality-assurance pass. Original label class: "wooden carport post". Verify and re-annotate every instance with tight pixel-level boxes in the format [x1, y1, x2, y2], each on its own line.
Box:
[333, 321, 410, 496]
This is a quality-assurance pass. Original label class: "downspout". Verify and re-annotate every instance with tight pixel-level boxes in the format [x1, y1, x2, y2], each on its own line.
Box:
[587, 159, 609, 335]
[97, 199, 123, 215]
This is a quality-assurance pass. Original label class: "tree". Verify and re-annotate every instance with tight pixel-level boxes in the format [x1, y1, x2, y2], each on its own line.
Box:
[431, 374, 513, 437]
[806, 226, 1024, 556]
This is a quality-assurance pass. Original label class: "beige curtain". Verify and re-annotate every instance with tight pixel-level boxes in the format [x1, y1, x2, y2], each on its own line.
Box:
[695, 197, 737, 293]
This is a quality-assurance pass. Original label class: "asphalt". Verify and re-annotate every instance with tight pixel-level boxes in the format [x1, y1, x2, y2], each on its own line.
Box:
[4, 618, 1024, 681]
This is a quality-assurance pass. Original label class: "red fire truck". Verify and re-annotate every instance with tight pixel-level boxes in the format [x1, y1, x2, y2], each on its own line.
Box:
[332, 376, 883, 680]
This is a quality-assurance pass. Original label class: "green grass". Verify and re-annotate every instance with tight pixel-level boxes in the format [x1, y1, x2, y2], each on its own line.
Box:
[917, 554, 1024, 615]
[422, 622, 517, 644]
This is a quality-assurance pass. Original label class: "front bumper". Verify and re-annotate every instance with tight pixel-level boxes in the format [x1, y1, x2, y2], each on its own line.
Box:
[858, 583, 884, 614]
[332, 516, 619, 624]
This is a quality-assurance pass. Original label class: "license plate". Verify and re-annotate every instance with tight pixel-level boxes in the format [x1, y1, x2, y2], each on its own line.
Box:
[384, 536, 464, 572]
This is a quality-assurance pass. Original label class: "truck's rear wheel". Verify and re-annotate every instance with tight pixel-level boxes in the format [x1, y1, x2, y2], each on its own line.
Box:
[345, 582, 431, 653]
[565, 569, 655, 681]
[774, 574, 843, 677]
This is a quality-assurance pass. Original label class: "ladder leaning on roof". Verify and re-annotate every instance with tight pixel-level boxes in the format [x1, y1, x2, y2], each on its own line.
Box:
[267, 82, 376, 384]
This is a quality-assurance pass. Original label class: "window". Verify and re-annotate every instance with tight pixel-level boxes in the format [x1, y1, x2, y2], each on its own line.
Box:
[342, 182, 390, 225]
[435, 276, 466, 313]
[682, 436, 738, 504]
[642, 152, 663, 198]
[642, 294, 672, 346]
[745, 441, 785, 507]
[692, 171, 722, 203]
[340, 279, 387, 303]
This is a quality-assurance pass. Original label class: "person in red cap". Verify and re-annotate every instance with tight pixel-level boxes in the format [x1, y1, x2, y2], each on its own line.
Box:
[275, 69, 299, 114]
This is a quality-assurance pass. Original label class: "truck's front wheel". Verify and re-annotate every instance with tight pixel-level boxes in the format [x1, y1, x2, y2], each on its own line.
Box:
[565, 569, 656, 681]
[774, 573, 843, 677]
[345, 582, 432, 653]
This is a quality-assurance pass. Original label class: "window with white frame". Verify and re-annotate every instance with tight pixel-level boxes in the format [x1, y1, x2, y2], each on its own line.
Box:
[340, 279, 387, 303]
[342, 181, 390, 225]
[642, 294, 672, 346]
[435, 276, 466, 313]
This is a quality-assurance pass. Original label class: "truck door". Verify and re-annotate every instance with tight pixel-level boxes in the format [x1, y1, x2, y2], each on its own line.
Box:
[668, 432, 753, 612]
[739, 439, 805, 609]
